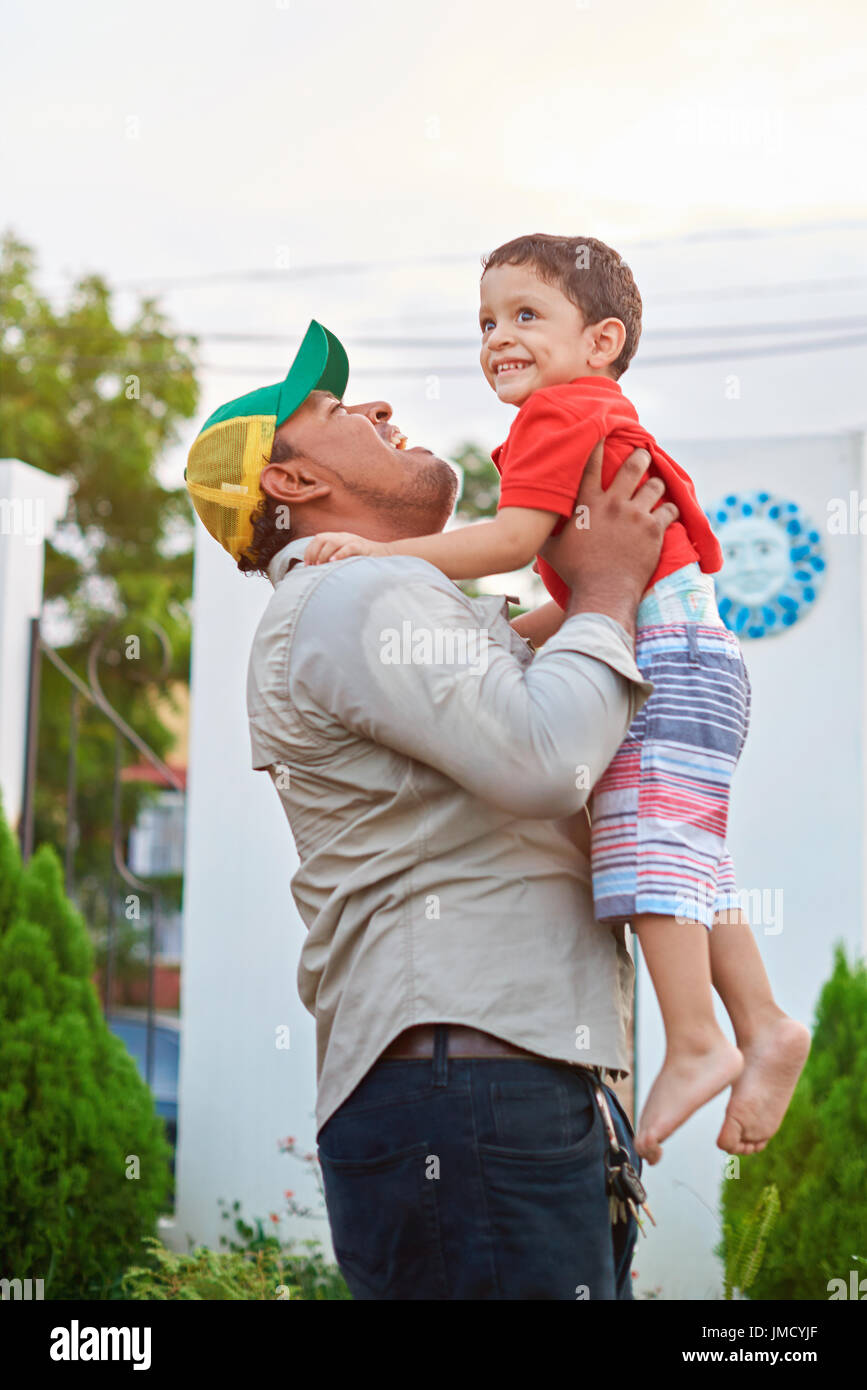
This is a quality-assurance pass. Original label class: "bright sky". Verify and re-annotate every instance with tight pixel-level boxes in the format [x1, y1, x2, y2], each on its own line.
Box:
[3, 0, 866, 503]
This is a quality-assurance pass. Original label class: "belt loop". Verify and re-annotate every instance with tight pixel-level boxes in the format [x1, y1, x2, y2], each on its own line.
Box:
[687, 622, 701, 665]
[433, 1024, 449, 1087]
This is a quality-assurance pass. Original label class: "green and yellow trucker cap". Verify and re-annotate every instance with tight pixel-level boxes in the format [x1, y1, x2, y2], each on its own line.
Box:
[185, 319, 349, 562]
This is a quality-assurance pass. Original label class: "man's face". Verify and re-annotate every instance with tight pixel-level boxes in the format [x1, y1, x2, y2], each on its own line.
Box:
[261, 390, 458, 538]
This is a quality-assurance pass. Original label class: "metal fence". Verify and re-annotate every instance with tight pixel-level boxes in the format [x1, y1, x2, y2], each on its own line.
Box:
[19, 614, 184, 1098]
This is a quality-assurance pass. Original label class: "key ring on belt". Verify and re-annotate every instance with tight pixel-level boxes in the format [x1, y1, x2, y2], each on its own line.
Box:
[589, 1066, 657, 1235]
[589, 1066, 627, 1157]
[589, 1067, 622, 1156]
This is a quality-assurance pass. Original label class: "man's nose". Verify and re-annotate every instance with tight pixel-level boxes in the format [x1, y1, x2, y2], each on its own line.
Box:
[346, 400, 393, 424]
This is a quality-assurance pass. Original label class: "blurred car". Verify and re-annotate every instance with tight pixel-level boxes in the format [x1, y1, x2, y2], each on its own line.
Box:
[107, 1011, 179, 1175]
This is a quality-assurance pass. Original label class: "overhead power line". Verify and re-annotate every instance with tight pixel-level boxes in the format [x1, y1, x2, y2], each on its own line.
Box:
[12, 326, 866, 378]
[90, 218, 867, 290]
[113, 252, 476, 291]
[16, 315, 867, 349]
[105, 270, 867, 306]
[196, 329, 867, 374]
[191, 315, 867, 346]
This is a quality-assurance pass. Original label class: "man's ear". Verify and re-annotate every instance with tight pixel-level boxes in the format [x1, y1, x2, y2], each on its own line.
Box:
[260, 460, 332, 505]
[587, 317, 627, 371]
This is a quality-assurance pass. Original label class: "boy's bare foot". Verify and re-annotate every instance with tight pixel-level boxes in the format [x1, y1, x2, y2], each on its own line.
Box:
[716, 1014, 811, 1155]
[636, 1037, 744, 1165]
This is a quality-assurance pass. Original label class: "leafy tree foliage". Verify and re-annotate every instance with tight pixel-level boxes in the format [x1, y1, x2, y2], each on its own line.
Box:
[719, 945, 867, 1298]
[452, 442, 501, 521]
[0, 232, 199, 913]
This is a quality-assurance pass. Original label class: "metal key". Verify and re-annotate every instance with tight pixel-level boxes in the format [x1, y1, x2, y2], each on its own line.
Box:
[606, 1159, 632, 1222]
[593, 1079, 657, 1233]
[610, 1157, 657, 1230]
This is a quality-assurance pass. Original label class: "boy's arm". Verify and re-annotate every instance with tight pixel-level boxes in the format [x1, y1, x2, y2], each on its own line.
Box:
[511, 599, 565, 647]
[303, 506, 559, 581]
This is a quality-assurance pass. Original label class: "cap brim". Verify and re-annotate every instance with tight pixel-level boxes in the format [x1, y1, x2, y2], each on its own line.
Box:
[276, 320, 349, 428]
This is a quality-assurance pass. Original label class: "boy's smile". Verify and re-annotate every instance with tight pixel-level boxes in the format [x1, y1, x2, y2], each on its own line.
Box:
[479, 260, 626, 407]
[479, 262, 595, 407]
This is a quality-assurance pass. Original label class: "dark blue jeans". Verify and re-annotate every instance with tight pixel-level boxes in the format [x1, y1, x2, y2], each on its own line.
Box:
[317, 1027, 641, 1300]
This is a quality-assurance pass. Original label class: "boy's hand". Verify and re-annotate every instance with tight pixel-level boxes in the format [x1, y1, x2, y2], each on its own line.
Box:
[304, 533, 394, 565]
[539, 440, 679, 637]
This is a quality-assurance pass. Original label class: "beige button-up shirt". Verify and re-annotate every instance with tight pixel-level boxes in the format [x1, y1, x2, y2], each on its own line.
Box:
[247, 538, 653, 1134]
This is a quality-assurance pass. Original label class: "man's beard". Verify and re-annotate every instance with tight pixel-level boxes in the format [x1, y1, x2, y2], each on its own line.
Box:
[343, 456, 458, 537]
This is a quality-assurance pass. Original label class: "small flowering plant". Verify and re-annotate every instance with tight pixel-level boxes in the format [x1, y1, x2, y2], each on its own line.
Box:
[210, 1132, 350, 1299]
[274, 1134, 328, 1223]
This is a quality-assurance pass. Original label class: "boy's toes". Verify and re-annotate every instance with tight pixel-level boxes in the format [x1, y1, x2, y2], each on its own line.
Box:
[726, 1137, 769, 1156]
[716, 1114, 744, 1153]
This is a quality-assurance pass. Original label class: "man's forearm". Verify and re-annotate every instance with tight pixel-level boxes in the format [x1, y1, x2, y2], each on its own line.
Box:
[563, 574, 641, 643]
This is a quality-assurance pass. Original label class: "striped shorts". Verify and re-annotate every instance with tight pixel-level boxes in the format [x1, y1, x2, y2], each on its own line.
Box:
[590, 564, 751, 931]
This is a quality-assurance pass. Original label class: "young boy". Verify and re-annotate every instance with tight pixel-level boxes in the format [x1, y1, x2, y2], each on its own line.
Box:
[305, 233, 810, 1163]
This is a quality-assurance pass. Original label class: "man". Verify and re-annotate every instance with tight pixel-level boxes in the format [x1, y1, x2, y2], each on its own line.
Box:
[185, 320, 677, 1300]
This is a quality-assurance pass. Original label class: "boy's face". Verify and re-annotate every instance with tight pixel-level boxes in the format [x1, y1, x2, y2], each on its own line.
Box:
[479, 262, 602, 407]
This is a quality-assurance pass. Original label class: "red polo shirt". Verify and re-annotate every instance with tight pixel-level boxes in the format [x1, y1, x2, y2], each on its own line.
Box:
[490, 377, 723, 606]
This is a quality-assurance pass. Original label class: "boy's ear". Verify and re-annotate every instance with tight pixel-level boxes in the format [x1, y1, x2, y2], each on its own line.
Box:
[588, 317, 627, 371]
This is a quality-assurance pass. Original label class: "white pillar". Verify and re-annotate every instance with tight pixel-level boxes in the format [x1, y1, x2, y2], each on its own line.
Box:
[0, 460, 71, 832]
[161, 520, 328, 1257]
[861, 432, 867, 962]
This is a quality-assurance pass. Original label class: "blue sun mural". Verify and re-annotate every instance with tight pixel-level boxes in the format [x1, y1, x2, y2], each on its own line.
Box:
[705, 491, 827, 640]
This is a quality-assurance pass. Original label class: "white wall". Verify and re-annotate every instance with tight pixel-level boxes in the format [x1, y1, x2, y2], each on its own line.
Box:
[633, 430, 866, 1299]
[0, 460, 70, 832]
[163, 527, 329, 1256]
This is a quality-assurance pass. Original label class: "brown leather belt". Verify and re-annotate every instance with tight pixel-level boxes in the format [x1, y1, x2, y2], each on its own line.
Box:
[381, 1023, 554, 1062]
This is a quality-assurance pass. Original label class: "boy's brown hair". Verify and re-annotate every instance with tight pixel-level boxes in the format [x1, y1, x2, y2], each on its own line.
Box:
[481, 233, 642, 379]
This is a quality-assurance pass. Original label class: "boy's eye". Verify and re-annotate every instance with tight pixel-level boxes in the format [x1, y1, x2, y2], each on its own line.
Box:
[481, 318, 495, 334]
[518, 308, 536, 322]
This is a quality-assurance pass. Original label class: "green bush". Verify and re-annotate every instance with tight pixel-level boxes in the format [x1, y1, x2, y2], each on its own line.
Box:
[117, 1237, 304, 1300]
[719, 944, 867, 1299]
[114, 1202, 351, 1300]
[216, 1198, 351, 1300]
[0, 801, 173, 1297]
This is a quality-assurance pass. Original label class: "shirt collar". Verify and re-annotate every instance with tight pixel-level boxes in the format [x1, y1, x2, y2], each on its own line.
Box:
[266, 538, 515, 627]
[569, 375, 622, 393]
[267, 537, 313, 588]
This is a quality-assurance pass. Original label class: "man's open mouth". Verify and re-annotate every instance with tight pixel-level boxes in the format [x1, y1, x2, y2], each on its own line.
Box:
[385, 425, 408, 449]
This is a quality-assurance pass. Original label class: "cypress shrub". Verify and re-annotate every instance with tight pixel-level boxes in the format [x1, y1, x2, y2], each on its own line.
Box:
[719, 944, 867, 1298]
[0, 800, 172, 1297]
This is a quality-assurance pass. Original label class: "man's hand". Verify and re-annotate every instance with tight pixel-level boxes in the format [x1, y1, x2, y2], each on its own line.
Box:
[304, 532, 394, 565]
[539, 441, 679, 638]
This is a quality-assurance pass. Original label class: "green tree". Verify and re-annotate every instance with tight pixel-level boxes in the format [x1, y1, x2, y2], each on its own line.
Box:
[452, 442, 501, 521]
[450, 441, 545, 610]
[0, 231, 199, 914]
[0, 799, 173, 1297]
[719, 944, 867, 1299]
